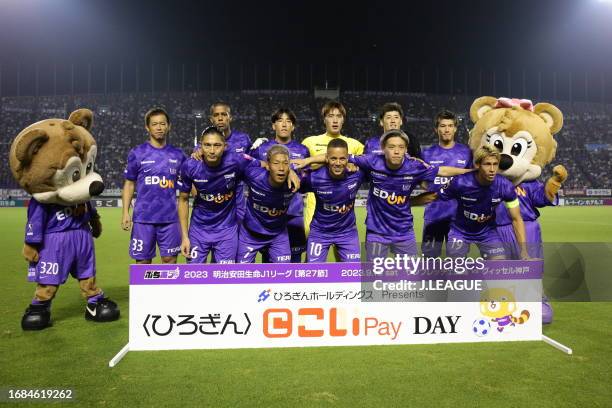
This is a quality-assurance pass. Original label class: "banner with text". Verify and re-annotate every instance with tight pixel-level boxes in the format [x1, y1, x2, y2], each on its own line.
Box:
[128, 261, 541, 351]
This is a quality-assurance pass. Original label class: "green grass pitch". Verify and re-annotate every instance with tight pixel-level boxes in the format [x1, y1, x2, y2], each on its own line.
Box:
[1, 206, 612, 407]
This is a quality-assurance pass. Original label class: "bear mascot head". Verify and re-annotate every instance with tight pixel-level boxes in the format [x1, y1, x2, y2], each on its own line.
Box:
[9, 108, 104, 204]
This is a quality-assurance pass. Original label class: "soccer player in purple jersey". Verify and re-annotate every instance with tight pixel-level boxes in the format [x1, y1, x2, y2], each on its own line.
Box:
[300, 138, 364, 262]
[237, 145, 300, 263]
[204, 102, 252, 222]
[178, 127, 260, 264]
[439, 145, 529, 260]
[121, 108, 187, 264]
[364, 102, 422, 158]
[421, 110, 473, 257]
[249, 108, 310, 262]
[296, 130, 470, 260]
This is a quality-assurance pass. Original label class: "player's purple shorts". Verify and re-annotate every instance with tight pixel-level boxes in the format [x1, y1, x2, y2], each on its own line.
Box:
[130, 222, 181, 260]
[188, 224, 237, 264]
[237, 225, 291, 263]
[497, 220, 543, 259]
[366, 230, 418, 261]
[307, 227, 361, 262]
[27, 228, 95, 285]
[446, 227, 506, 259]
[421, 219, 452, 258]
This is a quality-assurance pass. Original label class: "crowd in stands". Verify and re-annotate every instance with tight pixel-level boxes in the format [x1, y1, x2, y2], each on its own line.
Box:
[1, 90, 610, 191]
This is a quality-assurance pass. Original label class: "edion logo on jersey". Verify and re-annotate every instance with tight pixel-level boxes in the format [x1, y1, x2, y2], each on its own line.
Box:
[200, 191, 234, 204]
[252, 202, 287, 217]
[372, 187, 407, 205]
[463, 210, 492, 223]
[323, 202, 354, 214]
[145, 176, 175, 189]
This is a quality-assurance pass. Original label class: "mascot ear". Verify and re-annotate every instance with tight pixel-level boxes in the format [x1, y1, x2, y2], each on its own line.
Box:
[68, 109, 94, 131]
[469, 96, 498, 123]
[533, 103, 563, 135]
[14, 129, 49, 167]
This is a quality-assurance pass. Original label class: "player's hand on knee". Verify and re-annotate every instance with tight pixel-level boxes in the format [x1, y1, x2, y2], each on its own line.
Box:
[552, 165, 568, 183]
[121, 214, 132, 231]
[250, 137, 268, 150]
[181, 238, 191, 258]
[23, 243, 39, 262]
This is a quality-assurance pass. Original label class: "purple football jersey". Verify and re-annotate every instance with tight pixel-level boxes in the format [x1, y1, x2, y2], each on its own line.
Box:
[249, 139, 310, 218]
[421, 143, 473, 222]
[364, 135, 382, 155]
[243, 166, 296, 235]
[124, 142, 186, 224]
[439, 172, 517, 239]
[25, 199, 96, 244]
[349, 153, 438, 238]
[495, 179, 556, 226]
[300, 166, 364, 234]
[177, 152, 257, 232]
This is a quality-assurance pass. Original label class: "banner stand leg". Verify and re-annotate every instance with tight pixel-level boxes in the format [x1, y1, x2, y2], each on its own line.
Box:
[542, 335, 572, 355]
[109, 343, 130, 367]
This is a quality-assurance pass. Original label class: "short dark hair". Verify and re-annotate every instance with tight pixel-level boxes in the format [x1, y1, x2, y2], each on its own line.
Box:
[321, 101, 346, 120]
[209, 102, 231, 116]
[378, 102, 404, 120]
[327, 138, 348, 151]
[145, 107, 170, 127]
[271, 108, 297, 124]
[199, 126, 225, 144]
[434, 109, 458, 128]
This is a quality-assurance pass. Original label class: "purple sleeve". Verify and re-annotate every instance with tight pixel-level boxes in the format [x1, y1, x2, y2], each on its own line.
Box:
[248, 145, 262, 160]
[348, 154, 372, 171]
[530, 181, 556, 207]
[502, 179, 518, 202]
[237, 153, 260, 177]
[24, 200, 46, 244]
[177, 161, 193, 193]
[414, 161, 438, 183]
[438, 177, 458, 201]
[124, 149, 139, 181]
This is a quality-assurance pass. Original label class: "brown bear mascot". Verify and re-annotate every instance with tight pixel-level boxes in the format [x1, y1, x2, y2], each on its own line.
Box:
[9, 108, 120, 330]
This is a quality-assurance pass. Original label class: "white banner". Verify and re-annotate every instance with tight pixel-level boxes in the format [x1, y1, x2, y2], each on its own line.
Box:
[128, 262, 542, 351]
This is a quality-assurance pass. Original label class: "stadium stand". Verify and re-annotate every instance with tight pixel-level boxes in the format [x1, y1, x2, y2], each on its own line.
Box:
[2, 91, 610, 190]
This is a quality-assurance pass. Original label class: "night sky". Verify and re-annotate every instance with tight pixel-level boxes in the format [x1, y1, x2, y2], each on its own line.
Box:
[1, 0, 611, 97]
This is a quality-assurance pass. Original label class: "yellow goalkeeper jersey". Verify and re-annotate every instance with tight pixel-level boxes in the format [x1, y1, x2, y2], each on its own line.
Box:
[301, 133, 364, 235]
